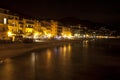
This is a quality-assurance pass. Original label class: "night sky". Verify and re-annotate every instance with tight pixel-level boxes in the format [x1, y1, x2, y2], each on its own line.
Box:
[0, 0, 120, 24]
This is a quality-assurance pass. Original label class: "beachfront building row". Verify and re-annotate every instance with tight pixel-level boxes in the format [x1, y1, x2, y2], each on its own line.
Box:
[1, 8, 113, 41]
[0, 8, 73, 41]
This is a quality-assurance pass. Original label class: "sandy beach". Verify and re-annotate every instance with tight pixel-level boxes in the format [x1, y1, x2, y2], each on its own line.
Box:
[0, 39, 82, 58]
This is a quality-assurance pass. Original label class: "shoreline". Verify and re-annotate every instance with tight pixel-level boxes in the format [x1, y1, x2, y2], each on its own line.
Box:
[0, 38, 120, 58]
[0, 39, 83, 58]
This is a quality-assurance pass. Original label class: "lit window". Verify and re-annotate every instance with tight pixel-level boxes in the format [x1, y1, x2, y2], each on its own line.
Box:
[4, 18, 7, 24]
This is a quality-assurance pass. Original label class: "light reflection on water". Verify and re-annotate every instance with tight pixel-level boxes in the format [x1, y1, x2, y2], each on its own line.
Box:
[83, 40, 88, 47]
[0, 39, 120, 80]
[1, 58, 14, 80]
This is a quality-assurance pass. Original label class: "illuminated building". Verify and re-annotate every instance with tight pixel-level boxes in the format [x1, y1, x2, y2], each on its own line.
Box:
[40, 20, 51, 38]
[8, 16, 19, 34]
[50, 20, 58, 37]
[0, 8, 16, 40]
[62, 26, 72, 39]
[22, 19, 35, 38]
[57, 25, 62, 36]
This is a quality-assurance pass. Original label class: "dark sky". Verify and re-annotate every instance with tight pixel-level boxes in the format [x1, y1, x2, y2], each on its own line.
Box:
[0, 0, 120, 24]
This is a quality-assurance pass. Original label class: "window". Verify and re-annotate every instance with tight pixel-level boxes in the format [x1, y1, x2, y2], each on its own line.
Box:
[4, 18, 7, 24]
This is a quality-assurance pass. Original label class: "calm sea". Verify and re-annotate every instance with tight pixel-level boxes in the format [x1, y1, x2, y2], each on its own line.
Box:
[0, 39, 120, 80]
